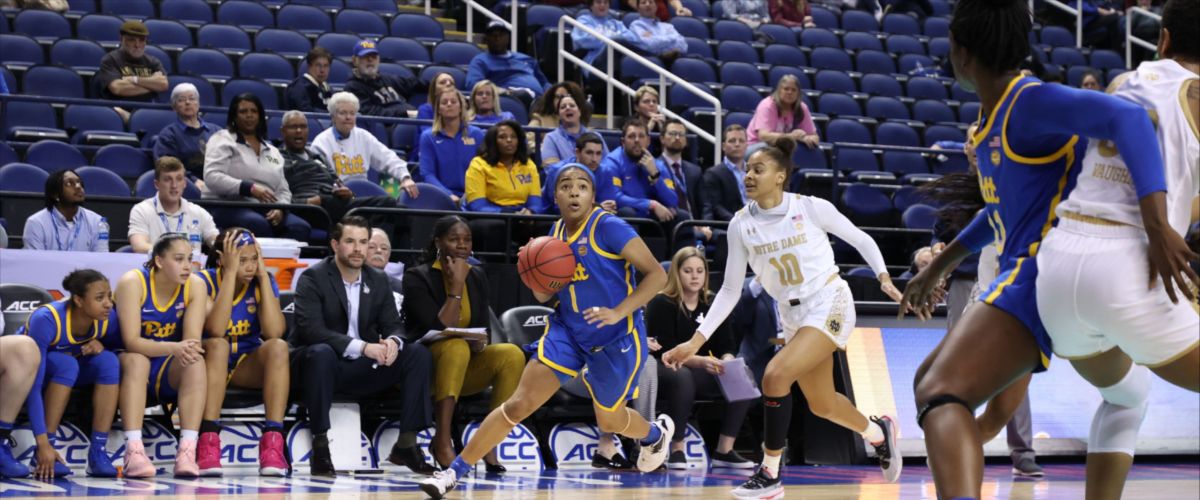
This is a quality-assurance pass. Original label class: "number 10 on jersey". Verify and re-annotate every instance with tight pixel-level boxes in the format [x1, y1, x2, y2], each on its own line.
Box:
[769, 254, 805, 287]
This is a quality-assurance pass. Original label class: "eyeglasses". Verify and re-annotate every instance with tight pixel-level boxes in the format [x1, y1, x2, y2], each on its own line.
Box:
[664, 131, 686, 138]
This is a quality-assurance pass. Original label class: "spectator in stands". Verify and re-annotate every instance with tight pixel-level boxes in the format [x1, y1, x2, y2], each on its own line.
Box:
[0, 336, 39, 479]
[769, 0, 816, 28]
[419, 89, 487, 204]
[633, 86, 667, 133]
[23, 169, 110, 253]
[96, 20, 168, 119]
[540, 95, 607, 167]
[282, 109, 402, 223]
[1081, 0, 1126, 51]
[722, 0, 772, 28]
[154, 83, 220, 188]
[312, 93, 418, 198]
[630, 0, 688, 66]
[367, 228, 406, 297]
[902, 244, 943, 278]
[747, 75, 819, 149]
[291, 216, 435, 477]
[285, 47, 334, 113]
[467, 22, 551, 108]
[574, 0, 640, 69]
[128, 156, 219, 254]
[623, 0, 692, 20]
[542, 133, 620, 214]
[465, 121, 544, 214]
[4, 0, 67, 10]
[645, 247, 754, 469]
[402, 215, 525, 470]
[346, 40, 422, 118]
[203, 93, 312, 241]
[603, 118, 682, 223]
[658, 119, 704, 220]
[467, 80, 517, 125]
[703, 124, 749, 221]
[409, 72, 459, 165]
[528, 82, 586, 131]
[1079, 70, 1103, 90]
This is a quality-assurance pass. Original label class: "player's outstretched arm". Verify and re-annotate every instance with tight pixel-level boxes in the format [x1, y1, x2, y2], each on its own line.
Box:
[663, 219, 750, 368]
[899, 210, 993, 320]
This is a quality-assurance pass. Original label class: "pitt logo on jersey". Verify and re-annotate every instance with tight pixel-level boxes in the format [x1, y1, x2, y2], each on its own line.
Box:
[143, 321, 177, 339]
[572, 263, 590, 282]
[227, 319, 252, 339]
[979, 176, 1000, 204]
[332, 153, 366, 177]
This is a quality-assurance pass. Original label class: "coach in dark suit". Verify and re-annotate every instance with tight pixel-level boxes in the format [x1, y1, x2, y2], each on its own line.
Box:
[659, 119, 718, 249]
[703, 124, 750, 221]
[291, 215, 435, 477]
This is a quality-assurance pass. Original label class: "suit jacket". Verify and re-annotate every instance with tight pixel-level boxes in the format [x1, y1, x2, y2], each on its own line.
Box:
[661, 158, 705, 217]
[703, 162, 744, 221]
[292, 256, 406, 355]
[401, 262, 492, 344]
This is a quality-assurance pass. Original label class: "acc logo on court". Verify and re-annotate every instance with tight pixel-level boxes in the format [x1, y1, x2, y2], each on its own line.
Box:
[677, 423, 709, 469]
[463, 421, 542, 472]
[11, 422, 91, 473]
[219, 422, 271, 471]
[548, 422, 620, 468]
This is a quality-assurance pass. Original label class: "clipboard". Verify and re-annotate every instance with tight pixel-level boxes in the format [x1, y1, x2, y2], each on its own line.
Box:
[716, 357, 762, 402]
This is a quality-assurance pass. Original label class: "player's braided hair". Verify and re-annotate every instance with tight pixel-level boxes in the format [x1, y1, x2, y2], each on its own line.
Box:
[949, 0, 1031, 75]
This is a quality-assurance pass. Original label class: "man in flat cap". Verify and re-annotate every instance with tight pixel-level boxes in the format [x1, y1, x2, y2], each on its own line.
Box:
[96, 20, 169, 119]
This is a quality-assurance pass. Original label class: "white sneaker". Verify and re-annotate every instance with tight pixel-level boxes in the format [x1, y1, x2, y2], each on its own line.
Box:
[419, 468, 459, 499]
[730, 467, 784, 499]
[870, 415, 902, 482]
[636, 414, 674, 472]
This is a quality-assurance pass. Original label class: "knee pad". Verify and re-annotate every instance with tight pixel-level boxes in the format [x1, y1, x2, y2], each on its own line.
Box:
[92, 350, 121, 385]
[46, 352, 80, 387]
[1089, 365, 1152, 456]
[916, 394, 971, 429]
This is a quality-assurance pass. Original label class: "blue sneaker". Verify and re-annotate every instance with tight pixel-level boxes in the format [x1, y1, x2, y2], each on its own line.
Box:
[0, 441, 31, 478]
[86, 445, 118, 477]
[30, 453, 72, 478]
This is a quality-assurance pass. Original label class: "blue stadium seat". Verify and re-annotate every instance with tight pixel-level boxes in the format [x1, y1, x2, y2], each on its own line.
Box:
[345, 178, 389, 197]
[65, 105, 139, 146]
[891, 184, 928, 211]
[239, 53, 295, 85]
[0, 164, 50, 193]
[726, 111, 754, 130]
[13, 10, 71, 42]
[882, 151, 929, 175]
[759, 23, 798, 46]
[135, 170, 201, 199]
[379, 36, 430, 65]
[336, 9, 388, 38]
[317, 33, 363, 61]
[75, 166, 131, 197]
[347, 0, 400, 13]
[713, 20, 753, 42]
[418, 65, 466, 89]
[841, 183, 893, 225]
[843, 32, 882, 52]
[378, 61, 416, 81]
[899, 54, 935, 74]
[928, 37, 950, 58]
[162, 75, 219, 106]
[222, 79, 279, 109]
[685, 37, 714, 59]
[0, 34, 44, 67]
[26, 140, 88, 173]
[391, 14, 444, 41]
[1050, 46, 1086, 66]
[433, 40, 483, 66]
[402, 182, 458, 210]
[811, 6, 838, 28]
[526, 4, 565, 32]
[818, 93, 862, 117]
[94, 144, 152, 179]
[1039, 26, 1074, 48]
[145, 19, 193, 51]
[51, 39, 107, 72]
[902, 203, 937, 230]
[848, 170, 897, 184]
[866, 96, 909, 120]
[720, 61, 764, 87]
[923, 17, 949, 37]
[768, 66, 809, 89]
[129, 109, 178, 146]
[876, 122, 919, 146]
[217, 1, 275, 31]
[913, 99, 954, 123]
[720, 85, 762, 113]
[679, 0, 708, 17]
[959, 101, 980, 123]
[882, 13, 920, 35]
[841, 10, 880, 32]
[763, 44, 806, 67]
[846, 266, 877, 278]
[144, 47, 172, 74]
[293, 0, 344, 9]
[178, 48, 235, 81]
[100, 0, 154, 19]
[66, 0, 96, 15]
[670, 58, 716, 84]
[277, 5, 332, 35]
[160, 0, 213, 28]
[76, 14, 123, 47]
[198, 24, 253, 55]
[930, 0, 951, 16]
[5, 102, 66, 142]
[390, 123, 420, 152]
[811, 47, 853, 71]
[618, 55, 661, 81]
[0, 143, 16, 167]
[800, 28, 840, 49]
[793, 144, 829, 169]
[498, 95, 528, 124]
[255, 29, 312, 59]
[826, 118, 872, 143]
[23, 65, 85, 98]
[886, 34, 924, 55]
[906, 76, 946, 100]
[668, 85, 717, 116]
[950, 81, 978, 102]
[815, 69, 856, 93]
[923, 124, 964, 146]
[669, 16, 709, 39]
[1106, 67, 1124, 84]
[717, 40, 759, 63]
[860, 73, 902, 97]
[855, 50, 896, 75]
[1089, 49, 1124, 71]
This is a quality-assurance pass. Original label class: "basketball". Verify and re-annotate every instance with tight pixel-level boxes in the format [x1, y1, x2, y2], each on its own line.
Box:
[518, 236, 576, 295]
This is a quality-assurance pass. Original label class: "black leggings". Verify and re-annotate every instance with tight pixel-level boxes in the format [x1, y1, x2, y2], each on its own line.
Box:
[655, 362, 752, 442]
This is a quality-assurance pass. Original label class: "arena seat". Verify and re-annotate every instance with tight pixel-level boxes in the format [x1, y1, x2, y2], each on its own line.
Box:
[882, 13, 920, 35]
[401, 182, 458, 211]
[278, 4, 333, 36]
[902, 203, 938, 230]
[390, 13, 445, 41]
[379, 37, 431, 66]
[861, 73, 903, 98]
[713, 20, 753, 43]
[0, 283, 54, 336]
[239, 53, 296, 85]
[76, 14, 124, 48]
[144, 19, 194, 51]
[763, 44, 806, 67]
[178, 48, 236, 82]
[160, 0, 214, 28]
[255, 29, 313, 60]
[5, 102, 67, 143]
[717, 40, 760, 64]
[866, 97, 910, 121]
[100, 0, 155, 19]
[720, 61, 764, 87]
[22, 65, 84, 99]
[13, 10, 72, 42]
[0, 163, 50, 194]
[217, 1, 276, 32]
[26, 140, 87, 173]
[64, 105, 141, 147]
[843, 32, 883, 53]
[883, 151, 929, 175]
[432, 40, 483, 67]
[913, 99, 955, 123]
[94, 144, 152, 179]
[336, 9, 389, 38]
[720, 85, 763, 114]
[815, 69, 856, 94]
[800, 27, 840, 49]
[759, 23, 798, 46]
[197, 24, 253, 56]
[841, 183, 894, 226]
[75, 166, 132, 197]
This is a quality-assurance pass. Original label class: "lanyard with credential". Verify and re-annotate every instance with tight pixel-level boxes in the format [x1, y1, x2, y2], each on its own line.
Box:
[155, 198, 185, 234]
[49, 209, 84, 251]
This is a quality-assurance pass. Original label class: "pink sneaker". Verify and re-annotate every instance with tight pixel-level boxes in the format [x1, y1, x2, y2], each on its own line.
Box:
[122, 441, 156, 479]
[258, 431, 289, 477]
[197, 432, 223, 477]
[174, 440, 199, 478]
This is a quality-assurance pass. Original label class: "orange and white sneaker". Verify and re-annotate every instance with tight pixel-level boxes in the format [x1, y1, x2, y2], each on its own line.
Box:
[122, 441, 156, 478]
[174, 440, 200, 478]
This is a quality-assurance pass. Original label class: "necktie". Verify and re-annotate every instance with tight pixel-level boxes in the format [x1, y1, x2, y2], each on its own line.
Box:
[672, 162, 689, 212]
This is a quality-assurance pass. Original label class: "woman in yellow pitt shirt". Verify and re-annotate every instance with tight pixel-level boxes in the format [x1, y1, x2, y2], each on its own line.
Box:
[464, 120, 545, 252]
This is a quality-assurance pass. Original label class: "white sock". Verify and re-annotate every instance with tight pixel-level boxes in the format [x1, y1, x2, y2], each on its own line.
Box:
[125, 430, 142, 443]
[760, 452, 781, 477]
[180, 430, 199, 443]
[861, 420, 884, 445]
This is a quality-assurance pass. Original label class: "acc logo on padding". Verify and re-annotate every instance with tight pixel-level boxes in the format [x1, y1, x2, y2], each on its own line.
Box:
[462, 421, 542, 471]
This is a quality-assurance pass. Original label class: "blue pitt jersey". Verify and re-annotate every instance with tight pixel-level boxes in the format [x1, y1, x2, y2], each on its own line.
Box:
[549, 207, 641, 348]
[197, 269, 280, 355]
[973, 76, 1085, 277]
[136, 267, 191, 342]
[18, 301, 119, 356]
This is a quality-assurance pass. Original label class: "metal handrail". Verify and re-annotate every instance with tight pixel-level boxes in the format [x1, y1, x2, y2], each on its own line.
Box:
[1125, 7, 1161, 69]
[1040, 0, 1083, 47]
[465, 0, 518, 54]
[557, 15, 722, 162]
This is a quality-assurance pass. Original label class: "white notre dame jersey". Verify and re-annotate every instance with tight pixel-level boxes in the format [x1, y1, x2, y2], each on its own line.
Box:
[733, 194, 841, 304]
[1056, 59, 1200, 236]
